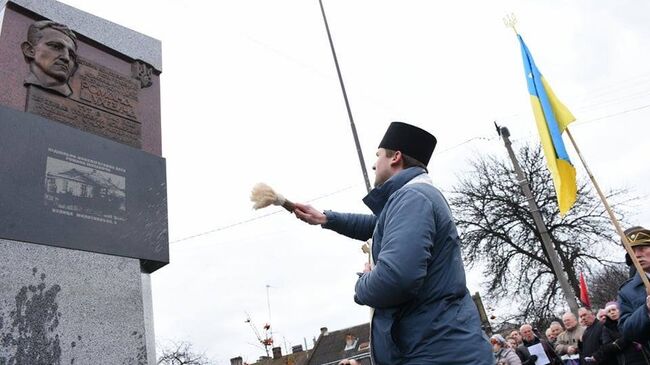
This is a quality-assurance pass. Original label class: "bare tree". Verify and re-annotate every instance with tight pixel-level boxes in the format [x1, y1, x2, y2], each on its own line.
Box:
[449, 143, 630, 324]
[157, 342, 212, 365]
[588, 264, 630, 309]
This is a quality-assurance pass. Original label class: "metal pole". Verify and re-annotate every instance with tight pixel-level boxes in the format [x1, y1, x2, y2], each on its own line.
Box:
[266, 284, 273, 343]
[497, 124, 580, 315]
[318, 0, 371, 193]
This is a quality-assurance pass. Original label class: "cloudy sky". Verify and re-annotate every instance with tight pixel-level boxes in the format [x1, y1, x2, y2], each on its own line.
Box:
[60, 0, 650, 363]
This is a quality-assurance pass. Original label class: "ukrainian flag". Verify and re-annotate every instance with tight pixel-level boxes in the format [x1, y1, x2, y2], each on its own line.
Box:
[518, 34, 576, 215]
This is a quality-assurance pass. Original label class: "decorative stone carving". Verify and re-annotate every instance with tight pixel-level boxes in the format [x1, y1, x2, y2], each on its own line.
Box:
[131, 60, 153, 88]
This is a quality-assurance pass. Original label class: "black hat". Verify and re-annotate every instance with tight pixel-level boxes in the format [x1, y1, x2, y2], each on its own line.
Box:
[378, 122, 437, 166]
[623, 226, 650, 247]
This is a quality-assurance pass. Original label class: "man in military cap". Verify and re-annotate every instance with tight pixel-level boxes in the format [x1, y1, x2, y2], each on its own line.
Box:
[294, 122, 493, 365]
[617, 226, 650, 345]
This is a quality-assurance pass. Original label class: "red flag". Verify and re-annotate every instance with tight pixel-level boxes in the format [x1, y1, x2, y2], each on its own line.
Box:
[579, 272, 591, 308]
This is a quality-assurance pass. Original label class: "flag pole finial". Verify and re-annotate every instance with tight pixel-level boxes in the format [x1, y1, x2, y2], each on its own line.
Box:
[503, 13, 518, 34]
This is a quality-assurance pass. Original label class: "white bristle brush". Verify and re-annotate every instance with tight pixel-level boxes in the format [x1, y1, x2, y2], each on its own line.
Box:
[250, 183, 295, 212]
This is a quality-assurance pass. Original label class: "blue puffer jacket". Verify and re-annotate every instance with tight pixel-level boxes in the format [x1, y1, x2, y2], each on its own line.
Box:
[618, 273, 650, 344]
[323, 167, 494, 365]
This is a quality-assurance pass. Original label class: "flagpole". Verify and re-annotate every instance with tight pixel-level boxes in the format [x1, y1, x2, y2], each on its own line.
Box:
[318, 0, 373, 265]
[318, 0, 372, 194]
[566, 127, 650, 294]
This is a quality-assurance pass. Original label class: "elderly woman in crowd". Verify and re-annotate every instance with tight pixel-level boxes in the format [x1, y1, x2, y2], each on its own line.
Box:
[491, 334, 522, 365]
[592, 301, 650, 365]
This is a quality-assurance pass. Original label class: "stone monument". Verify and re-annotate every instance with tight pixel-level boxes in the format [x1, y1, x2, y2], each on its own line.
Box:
[0, 1, 168, 364]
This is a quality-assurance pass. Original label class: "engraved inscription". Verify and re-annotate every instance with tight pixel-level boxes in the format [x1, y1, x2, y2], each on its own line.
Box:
[72, 58, 139, 120]
[27, 87, 141, 148]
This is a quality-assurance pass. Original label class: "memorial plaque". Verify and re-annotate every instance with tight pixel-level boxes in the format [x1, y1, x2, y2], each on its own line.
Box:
[0, 2, 165, 362]
[26, 56, 143, 148]
[0, 105, 167, 272]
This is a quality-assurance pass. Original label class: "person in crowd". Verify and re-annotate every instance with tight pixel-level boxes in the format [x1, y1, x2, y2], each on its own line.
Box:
[556, 312, 585, 356]
[507, 337, 519, 349]
[509, 330, 533, 363]
[550, 321, 564, 338]
[511, 330, 524, 346]
[492, 334, 523, 365]
[520, 324, 562, 365]
[508, 330, 535, 364]
[546, 321, 564, 347]
[618, 226, 650, 345]
[591, 301, 650, 365]
[579, 307, 604, 364]
[546, 328, 559, 346]
[597, 309, 608, 323]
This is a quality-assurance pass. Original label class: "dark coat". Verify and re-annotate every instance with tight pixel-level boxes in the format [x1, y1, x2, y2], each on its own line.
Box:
[578, 319, 603, 365]
[617, 273, 650, 365]
[580, 321, 604, 364]
[323, 167, 493, 365]
[618, 274, 650, 344]
[521, 336, 561, 365]
[593, 316, 649, 365]
[514, 344, 532, 364]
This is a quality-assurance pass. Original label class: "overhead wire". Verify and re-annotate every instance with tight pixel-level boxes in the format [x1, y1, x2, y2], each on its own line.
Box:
[573, 102, 650, 126]
[170, 183, 359, 244]
[169, 133, 495, 244]
[169, 94, 650, 245]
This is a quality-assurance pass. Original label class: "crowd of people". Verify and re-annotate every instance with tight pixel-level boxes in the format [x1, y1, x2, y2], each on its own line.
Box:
[487, 225, 650, 365]
[489, 297, 650, 364]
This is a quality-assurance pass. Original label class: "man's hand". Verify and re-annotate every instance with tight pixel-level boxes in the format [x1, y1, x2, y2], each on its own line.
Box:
[567, 346, 577, 355]
[293, 202, 327, 225]
[646, 295, 650, 312]
[338, 360, 359, 365]
[363, 262, 372, 273]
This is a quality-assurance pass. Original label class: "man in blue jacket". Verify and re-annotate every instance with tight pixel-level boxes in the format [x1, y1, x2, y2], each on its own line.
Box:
[617, 226, 650, 349]
[294, 121, 493, 365]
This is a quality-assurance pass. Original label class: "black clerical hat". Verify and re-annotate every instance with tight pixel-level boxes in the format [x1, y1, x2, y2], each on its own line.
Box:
[378, 122, 437, 166]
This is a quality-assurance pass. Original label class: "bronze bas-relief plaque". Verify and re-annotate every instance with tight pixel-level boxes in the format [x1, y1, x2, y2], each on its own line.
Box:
[26, 57, 142, 148]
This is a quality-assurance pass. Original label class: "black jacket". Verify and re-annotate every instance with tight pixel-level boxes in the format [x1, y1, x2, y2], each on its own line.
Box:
[514, 344, 532, 364]
[522, 336, 562, 365]
[593, 317, 650, 365]
[580, 321, 604, 364]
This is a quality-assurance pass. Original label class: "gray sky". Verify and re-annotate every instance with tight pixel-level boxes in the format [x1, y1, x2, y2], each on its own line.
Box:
[61, 1, 650, 363]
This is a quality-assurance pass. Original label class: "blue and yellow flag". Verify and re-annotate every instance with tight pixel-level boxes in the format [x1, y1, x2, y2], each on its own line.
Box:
[518, 34, 576, 214]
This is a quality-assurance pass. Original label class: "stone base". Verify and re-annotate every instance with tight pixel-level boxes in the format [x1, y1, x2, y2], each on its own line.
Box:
[0, 239, 155, 365]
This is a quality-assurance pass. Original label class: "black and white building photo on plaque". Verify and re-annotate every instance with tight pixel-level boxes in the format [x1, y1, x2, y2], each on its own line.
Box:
[45, 155, 126, 224]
